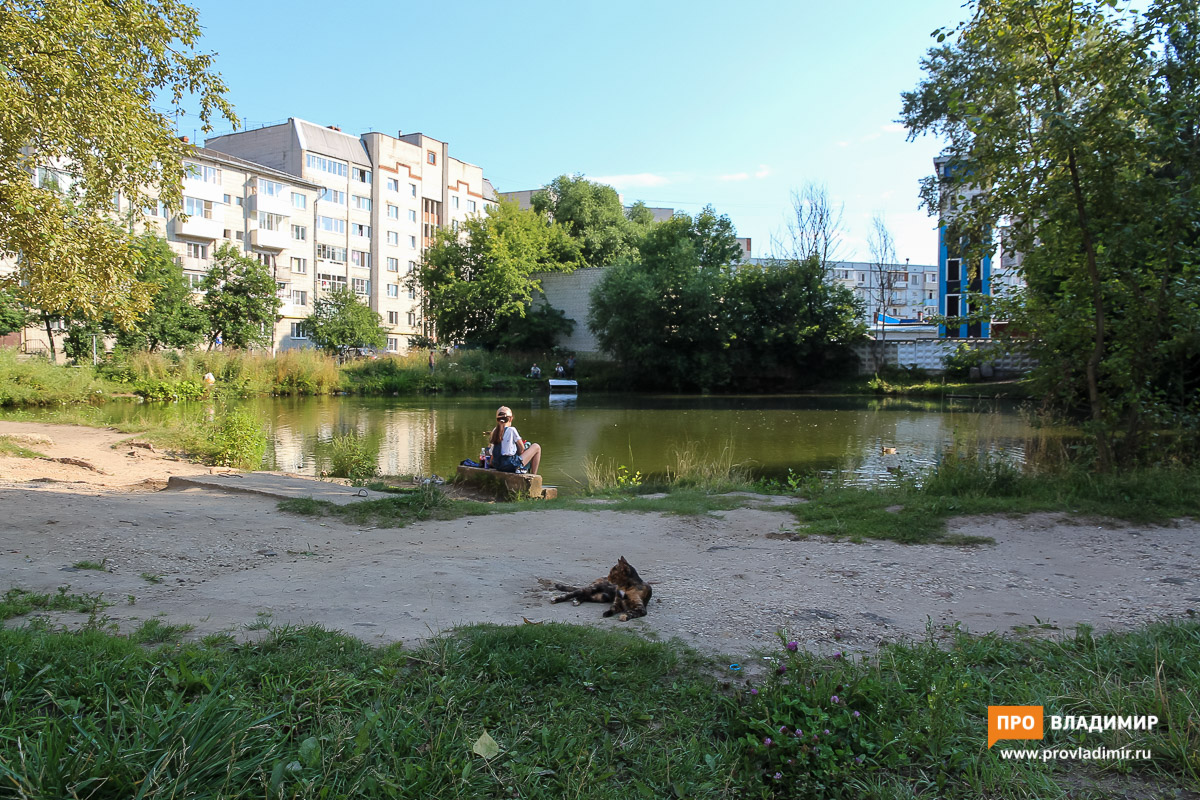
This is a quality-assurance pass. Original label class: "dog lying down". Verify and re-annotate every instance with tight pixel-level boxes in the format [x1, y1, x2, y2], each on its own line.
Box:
[551, 556, 652, 621]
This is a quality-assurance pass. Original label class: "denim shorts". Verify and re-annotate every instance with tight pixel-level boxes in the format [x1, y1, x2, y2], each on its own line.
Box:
[492, 454, 525, 473]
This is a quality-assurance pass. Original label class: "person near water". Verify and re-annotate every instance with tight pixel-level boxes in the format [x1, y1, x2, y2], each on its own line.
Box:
[487, 406, 541, 475]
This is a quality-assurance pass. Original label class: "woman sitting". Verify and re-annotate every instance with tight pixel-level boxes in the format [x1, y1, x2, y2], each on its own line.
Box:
[488, 405, 542, 475]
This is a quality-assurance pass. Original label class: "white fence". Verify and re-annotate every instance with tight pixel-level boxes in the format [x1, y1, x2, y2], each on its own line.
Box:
[850, 338, 1036, 376]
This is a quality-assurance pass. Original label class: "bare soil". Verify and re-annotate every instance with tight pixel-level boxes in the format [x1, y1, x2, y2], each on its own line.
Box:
[1, 420, 1197, 659]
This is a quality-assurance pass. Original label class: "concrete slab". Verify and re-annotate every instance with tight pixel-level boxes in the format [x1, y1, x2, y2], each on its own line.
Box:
[166, 473, 396, 506]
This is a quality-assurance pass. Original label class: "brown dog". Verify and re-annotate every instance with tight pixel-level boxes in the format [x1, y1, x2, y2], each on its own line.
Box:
[551, 556, 652, 621]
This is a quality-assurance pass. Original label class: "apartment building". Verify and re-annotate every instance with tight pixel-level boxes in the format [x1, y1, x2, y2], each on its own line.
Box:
[206, 118, 497, 353]
[828, 261, 940, 323]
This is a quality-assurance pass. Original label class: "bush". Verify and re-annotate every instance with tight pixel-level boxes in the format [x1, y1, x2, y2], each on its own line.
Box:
[212, 408, 268, 468]
[327, 433, 379, 483]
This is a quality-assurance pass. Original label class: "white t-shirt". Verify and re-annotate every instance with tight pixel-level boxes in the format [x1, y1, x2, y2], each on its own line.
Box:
[498, 426, 522, 456]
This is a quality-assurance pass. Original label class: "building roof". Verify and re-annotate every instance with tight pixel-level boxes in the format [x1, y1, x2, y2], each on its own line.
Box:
[292, 118, 371, 167]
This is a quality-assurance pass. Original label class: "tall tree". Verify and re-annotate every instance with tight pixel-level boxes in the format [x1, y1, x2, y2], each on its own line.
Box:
[866, 213, 899, 371]
[903, 0, 1200, 467]
[299, 287, 386, 356]
[781, 182, 845, 268]
[531, 175, 642, 268]
[0, 0, 236, 332]
[116, 233, 206, 352]
[200, 245, 281, 351]
[416, 199, 581, 347]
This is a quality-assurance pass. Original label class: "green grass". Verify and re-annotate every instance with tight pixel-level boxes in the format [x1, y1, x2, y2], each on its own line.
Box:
[278, 484, 492, 528]
[0, 348, 117, 407]
[0, 586, 109, 621]
[70, 559, 107, 571]
[0, 613, 1194, 798]
[825, 369, 1034, 400]
[0, 434, 46, 458]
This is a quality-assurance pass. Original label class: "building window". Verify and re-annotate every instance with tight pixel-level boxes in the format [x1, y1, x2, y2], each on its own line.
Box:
[291, 192, 307, 209]
[386, 257, 399, 272]
[318, 216, 346, 234]
[306, 153, 348, 177]
[291, 257, 308, 274]
[451, 220, 459, 232]
[351, 250, 371, 269]
[258, 178, 284, 197]
[387, 337, 399, 352]
[185, 162, 221, 184]
[387, 204, 399, 219]
[185, 242, 207, 259]
[316, 243, 347, 262]
[184, 272, 205, 292]
[427, 151, 436, 165]
[407, 260, 416, 274]
[409, 183, 417, 197]
[351, 223, 371, 238]
[352, 278, 369, 295]
[386, 178, 399, 192]
[386, 231, 399, 246]
[290, 322, 307, 339]
[387, 311, 399, 324]
[257, 253, 276, 267]
[387, 284, 399, 298]
[352, 195, 371, 211]
[290, 290, 306, 306]
[318, 273, 348, 292]
[468, 199, 477, 212]
[258, 212, 285, 231]
[946, 258, 962, 282]
[407, 285, 416, 300]
[291, 225, 307, 241]
[351, 167, 371, 184]
[407, 209, 417, 222]
[184, 196, 212, 219]
[320, 188, 345, 205]
[407, 311, 416, 326]
[452, 195, 459, 209]
[409, 235, 417, 249]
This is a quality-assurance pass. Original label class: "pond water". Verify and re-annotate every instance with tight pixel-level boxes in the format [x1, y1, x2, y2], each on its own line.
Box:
[94, 393, 1042, 492]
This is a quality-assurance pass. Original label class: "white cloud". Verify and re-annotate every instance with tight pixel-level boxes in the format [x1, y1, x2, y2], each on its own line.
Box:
[882, 122, 907, 134]
[720, 172, 749, 182]
[589, 172, 670, 189]
[755, 165, 771, 179]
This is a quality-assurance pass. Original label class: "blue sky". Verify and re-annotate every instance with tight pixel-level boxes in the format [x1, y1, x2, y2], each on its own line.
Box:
[181, 0, 968, 265]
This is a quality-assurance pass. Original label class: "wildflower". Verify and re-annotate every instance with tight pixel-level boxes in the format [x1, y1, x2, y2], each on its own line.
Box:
[777, 664, 787, 675]
[773, 772, 782, 780]
[853, 710, 860, 718]
[786, 759, 794, 765]
[831, 695, 840, 704]
[750, 688, 758, 696]
[833, 651, 842, 659]
[779, 725, 788, 734]
[786, 640, 798, 651]
[855, 756, 865, 764]
[763, 737, 773, 746]
[794, 729, 803, 737]
[824, 729, 831, 735]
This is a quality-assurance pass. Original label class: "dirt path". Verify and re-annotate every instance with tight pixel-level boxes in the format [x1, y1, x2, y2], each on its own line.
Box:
[1, 421, 1197, 659]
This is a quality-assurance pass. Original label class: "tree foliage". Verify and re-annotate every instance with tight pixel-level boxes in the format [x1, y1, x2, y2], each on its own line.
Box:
[200, 245, 281, 351]
[0, 289, 28, 337]
[115, 233, 206, 352]
[417, 200, 581, 348]
[299, 287, 386, 356]
[532, 175, 648, 268]
[0, 0, 235, 328]
[903, 0, 1200, 467]
[589, 207, 862, 390]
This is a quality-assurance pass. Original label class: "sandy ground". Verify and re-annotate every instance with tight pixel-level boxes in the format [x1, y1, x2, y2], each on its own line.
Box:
[1, 420, 1198, 660]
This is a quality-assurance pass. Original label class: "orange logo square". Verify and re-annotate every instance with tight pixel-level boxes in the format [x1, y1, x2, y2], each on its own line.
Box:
[988, 706, 1044, 748]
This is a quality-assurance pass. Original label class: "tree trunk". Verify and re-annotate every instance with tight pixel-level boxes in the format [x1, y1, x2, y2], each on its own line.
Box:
[43, 316, 56, 362]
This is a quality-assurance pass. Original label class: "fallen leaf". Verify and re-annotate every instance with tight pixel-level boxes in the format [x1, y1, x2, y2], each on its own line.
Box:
[473, 731, 500, 760]
[522, 616, 542, 625]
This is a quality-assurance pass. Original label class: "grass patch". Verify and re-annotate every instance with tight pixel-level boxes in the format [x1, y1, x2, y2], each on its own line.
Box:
[140, 572, 163, 584]
[278, 484, 490, 528]
[824, 369, 1035, 399]
[0, 586, 108, 621]
[0, 617, 1194, 798]
[70, 559, 108, 571]
[0, 434, 46, 458]
[130, 617, 195, 644]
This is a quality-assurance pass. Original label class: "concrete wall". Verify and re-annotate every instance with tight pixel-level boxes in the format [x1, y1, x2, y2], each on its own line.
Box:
[534, 267, 608, 354]
[851, 338, 1036, 376]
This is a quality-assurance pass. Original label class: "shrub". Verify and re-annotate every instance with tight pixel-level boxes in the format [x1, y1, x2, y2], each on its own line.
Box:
[212, 407, 268, 468]
[328, 433, 379, 483]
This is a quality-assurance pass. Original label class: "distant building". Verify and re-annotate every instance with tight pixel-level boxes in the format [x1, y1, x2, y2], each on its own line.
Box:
[935, 155, 994, 338]
[828, 260, 940, 324]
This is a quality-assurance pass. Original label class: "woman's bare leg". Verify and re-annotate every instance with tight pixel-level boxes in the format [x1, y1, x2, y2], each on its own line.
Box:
[521, 443, 541, 474]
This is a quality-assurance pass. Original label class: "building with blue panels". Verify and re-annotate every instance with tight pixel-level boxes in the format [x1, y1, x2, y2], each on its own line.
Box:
[934, 155, 992, 338]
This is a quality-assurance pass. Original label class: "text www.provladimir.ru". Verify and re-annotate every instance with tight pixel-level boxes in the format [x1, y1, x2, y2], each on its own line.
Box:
[998, 747, 1152, 761]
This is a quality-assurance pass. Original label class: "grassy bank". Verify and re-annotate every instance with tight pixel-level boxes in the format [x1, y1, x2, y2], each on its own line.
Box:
[0, 592, 1195, 799]
[822, 369, 1035, 400]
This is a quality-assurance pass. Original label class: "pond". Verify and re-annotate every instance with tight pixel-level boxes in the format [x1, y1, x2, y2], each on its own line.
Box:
[93, 393, 1043, 492]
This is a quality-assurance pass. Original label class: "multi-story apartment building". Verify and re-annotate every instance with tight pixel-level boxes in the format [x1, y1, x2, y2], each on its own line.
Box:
[828, 261, 940, 323]
[206, 118, 497, 353]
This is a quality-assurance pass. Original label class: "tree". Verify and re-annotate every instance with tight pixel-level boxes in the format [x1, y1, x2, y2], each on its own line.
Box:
[416, 199, 581, 347]
[0, 0, 236, 332]
[866, 213, 899, 372]
[299, 287, 386, 356]
[115, 233, 206, 352]
[0, 289, 28, 337]
[532, 175, 644, 268]
[781, 182, 845, 268]
[902, 0, 1200, 467]
[200, 244, 281, 351]
[587, 207, 854, 391]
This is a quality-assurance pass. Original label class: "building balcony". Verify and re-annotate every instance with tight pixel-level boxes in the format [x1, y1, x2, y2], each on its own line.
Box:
[170, 214, 223, 241]
[247, 191, 293, 217]
[182, 176, 225, 203]
[250, 227, 290, 251]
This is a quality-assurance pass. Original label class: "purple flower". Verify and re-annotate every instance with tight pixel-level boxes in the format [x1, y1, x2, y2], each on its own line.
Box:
[853, 710, 860, 718]
[834, 651, 843, 659]
[786, 758, 794, 765]
[831, 695, 840, 704]
[777, 664, 787, 675]
[794, 729, 803, 737]
[773, 772, 782, 780]
[824, 729, 831, 735]
[855, 756, 864, 764]
[750, 688, 758, 696]
[763, 737, 773, 746]
[786, 640, 798, 651]
[779, 725, 788, 734]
